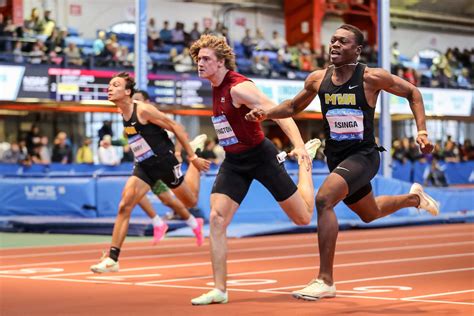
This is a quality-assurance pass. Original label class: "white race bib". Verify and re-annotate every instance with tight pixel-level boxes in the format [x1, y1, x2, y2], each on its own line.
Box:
[326, 108, 364, 141]
[212, 115, 238, 147]
[128, 134, 154, 162]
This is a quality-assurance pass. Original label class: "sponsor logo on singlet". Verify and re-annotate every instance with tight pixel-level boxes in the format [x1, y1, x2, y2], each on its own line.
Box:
[324, 93, 356, 106]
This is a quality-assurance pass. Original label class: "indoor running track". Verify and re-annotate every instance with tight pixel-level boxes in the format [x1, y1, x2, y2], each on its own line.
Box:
[1, 223, 473, 316]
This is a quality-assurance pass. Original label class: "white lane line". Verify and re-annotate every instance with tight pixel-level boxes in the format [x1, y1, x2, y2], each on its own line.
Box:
[2, 230, 471, 259]
[402, 289, 474, 300]
[400, 299, 474, 306]
[1, 235, 472, 270]
[259, 267, 474, 292]
[136, 253, 473, 285]
[0, 223, 474, 254]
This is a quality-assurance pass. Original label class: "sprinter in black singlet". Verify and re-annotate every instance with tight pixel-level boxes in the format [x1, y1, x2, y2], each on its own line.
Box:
[90, 72, 210, 274]
[246, 24, 440, 301]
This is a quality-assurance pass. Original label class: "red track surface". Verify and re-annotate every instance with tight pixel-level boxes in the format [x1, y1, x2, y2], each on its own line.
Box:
[1, 223, 473, 315]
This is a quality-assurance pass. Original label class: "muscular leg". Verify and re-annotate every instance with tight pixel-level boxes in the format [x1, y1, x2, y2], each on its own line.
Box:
[209, 193, 239, 292]
[315, 173, 349, 286]
[279, 160, 315, 225]
[158, 190, 190, 220]
[171, 164, 201, 208]
[348, 191, 420, 223]
[138, 195, 157, 219]
[111, 176, 150, 249]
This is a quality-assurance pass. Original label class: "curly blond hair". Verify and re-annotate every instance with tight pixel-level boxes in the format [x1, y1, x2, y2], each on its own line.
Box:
[189, 34, 236, 71]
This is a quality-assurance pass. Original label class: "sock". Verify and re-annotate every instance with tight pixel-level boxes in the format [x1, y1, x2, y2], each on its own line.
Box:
[186, 215, 198, 229]
[152, 215, 164, 227]
[109, 247, 120, 262]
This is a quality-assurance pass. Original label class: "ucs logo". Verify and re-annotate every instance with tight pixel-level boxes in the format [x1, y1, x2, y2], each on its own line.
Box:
[24, 185, 66, 200]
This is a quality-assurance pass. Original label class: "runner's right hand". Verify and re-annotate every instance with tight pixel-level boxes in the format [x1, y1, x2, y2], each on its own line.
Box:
[245, 109, 267, 122]
[191, 157, 211, 172]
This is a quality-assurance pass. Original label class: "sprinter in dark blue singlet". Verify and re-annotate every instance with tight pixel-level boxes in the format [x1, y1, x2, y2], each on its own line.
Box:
[246, 24, 440, 301]
[90, 72, 210, 274]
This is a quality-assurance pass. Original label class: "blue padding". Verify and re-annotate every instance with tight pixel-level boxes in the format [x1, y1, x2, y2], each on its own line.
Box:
[0, 178, 96, 217]
[392, 160, 412, 182]
[95, 176, 176, 218]
[0, 163, 22, 175]
[443, 161, 474, 184]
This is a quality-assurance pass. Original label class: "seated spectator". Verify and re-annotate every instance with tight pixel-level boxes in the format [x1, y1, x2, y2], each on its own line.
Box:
[392, 139, 407, 163]
[147, 18, 160, 46]
[51, 131, 73, 164]
[64, 42, 83, 66]
[39, 10, 55, 36]
[76, 137, 94, 164]
[93, 30, 106, 56]
[171, 22, 185, 45]
[98, 135, 120, 165]
[189, 22, 201, 42]
[443, 139, 460, 162]
[457, 68, 472, 89]
[28, 42, 46, 64]
[269, 30, 286, 51]
[23, 7, 41, 35]
[460, 139, 474, 161]
[13, 42, 24, 63]
[241, 28, 254, 58]
[30, 143, 49, 164]
[1, 142, 27, 164]
[424, 158, 448, 187]
[251, 55, 271, 77]
[160, 20, 172, 44]
[172, 47, 193, 72]
[38, 136, 51, 164]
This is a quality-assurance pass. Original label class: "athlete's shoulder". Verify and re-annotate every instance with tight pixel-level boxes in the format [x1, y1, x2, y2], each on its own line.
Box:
[364, 66, 392, 85]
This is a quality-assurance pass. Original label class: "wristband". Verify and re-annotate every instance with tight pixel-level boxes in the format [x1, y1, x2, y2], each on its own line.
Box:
[188, 154, 198, 162]
[417, 130, 428, 136]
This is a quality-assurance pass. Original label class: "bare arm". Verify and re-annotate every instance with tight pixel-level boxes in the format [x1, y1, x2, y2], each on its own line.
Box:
[369, 68, 433, 153]
[139, 103, 210, 170]
[245, 70, 324, 121]
[232, 82, 311, 168]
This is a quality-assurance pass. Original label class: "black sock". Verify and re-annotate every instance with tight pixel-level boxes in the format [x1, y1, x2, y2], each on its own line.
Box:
[109, 247, 120, 262]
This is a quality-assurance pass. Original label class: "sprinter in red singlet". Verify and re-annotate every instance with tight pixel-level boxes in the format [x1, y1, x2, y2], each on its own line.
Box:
[189, 35, 321, 305]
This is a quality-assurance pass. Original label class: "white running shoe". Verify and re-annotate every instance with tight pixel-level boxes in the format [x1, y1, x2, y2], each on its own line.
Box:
[90, 254, 119, 274]
[409, 183, 440, 216]
[191, 289, 228, 305]
[305, 138, 322, 160]
[292, 279, 336, 301]
[190, 134, 207, 153]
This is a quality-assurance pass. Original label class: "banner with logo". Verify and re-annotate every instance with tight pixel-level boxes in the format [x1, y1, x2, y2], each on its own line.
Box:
[0, 178, 96, 217]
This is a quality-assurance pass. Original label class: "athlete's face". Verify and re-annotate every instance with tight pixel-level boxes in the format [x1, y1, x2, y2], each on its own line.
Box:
[329, 28, 361, 66]
[108, 77, 131, 102]
[197, 48, 224, 79]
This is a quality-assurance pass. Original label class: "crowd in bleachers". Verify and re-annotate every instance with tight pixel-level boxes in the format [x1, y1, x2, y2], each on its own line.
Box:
[1, 9, 473, 86]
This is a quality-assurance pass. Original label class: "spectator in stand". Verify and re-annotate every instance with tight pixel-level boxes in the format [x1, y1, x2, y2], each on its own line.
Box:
[51, 131, 73, 164]
[24, 8, 41, 35]
[76, 137, 94, 164]
[460, 139, 474, 161]
[392, 139, 407, 163]
[424, 158, 448, 187]
[391, 41, 400, 71]
[30, 143, 49, 164]
[147, 17, 160, 49]
[173, 47, 194, 72]
[272, 52, 290, 77]
[25, 124, 41, 155]
[443, 139, 460, 162]
[13, 42, 24, 63]
[98, 134, 120, 166]
[1, 142, 27, 164]
[38, 136, 51, 164]
[241, 28, 254, 58]
[160, 20, 172, 44]
[457, 68, 472, 89]
[269, 30, 287, 51]
[251, 55, 271, 77]
[64, 42, 83, 66]
[254, 28, 270, 51]
[403, 67, 418, 86]
[300, 52, 315, 72]
[28, 42, 46, 64]
[189, 22, 201, 42]
[98, 120, 113, 141]
[39, 10, 55, 36]
[171, 22, 186, 45]
[93, 30, 106, 56]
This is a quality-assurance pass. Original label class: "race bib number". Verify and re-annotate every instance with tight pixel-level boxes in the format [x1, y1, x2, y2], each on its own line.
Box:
[128, 134, 154, 162]
[212, 115, 238, 146]
[326, 108, 364, 141]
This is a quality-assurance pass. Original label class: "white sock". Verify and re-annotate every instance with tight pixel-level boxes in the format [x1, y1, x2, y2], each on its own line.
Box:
[186, 215, 198, 229]
[152, 215, 164, 227]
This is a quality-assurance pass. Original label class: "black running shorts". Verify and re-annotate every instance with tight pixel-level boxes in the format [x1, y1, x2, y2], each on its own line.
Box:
[132, 153, 184, 189]
[212, 138, 298, 204]
[326, 148, 380, 205]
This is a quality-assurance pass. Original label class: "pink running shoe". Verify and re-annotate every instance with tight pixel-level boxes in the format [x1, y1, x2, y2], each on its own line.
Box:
[192, 218, 204, 246]
[153, 222, 169, 245]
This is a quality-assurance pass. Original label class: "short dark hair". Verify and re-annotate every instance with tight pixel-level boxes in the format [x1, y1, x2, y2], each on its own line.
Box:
[134, 89, 150, 101]
[338, 24, 364, 46]
[112, 72, 136, 96]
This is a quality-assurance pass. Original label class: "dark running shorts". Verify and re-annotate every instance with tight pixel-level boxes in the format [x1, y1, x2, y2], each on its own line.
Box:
[326, 148, 380, 205]
[133, 153, 184, 189]
[212, 138, 297, 204]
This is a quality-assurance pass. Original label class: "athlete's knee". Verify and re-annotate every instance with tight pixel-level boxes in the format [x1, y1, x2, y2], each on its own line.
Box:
[357, 211, 379, 223]
[118, 199, 134, 217]
[209, 209, 227, 230]
[315, 192, 335, 213]
[183, 195, 197, 209]
[293, 213, 311, 226]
